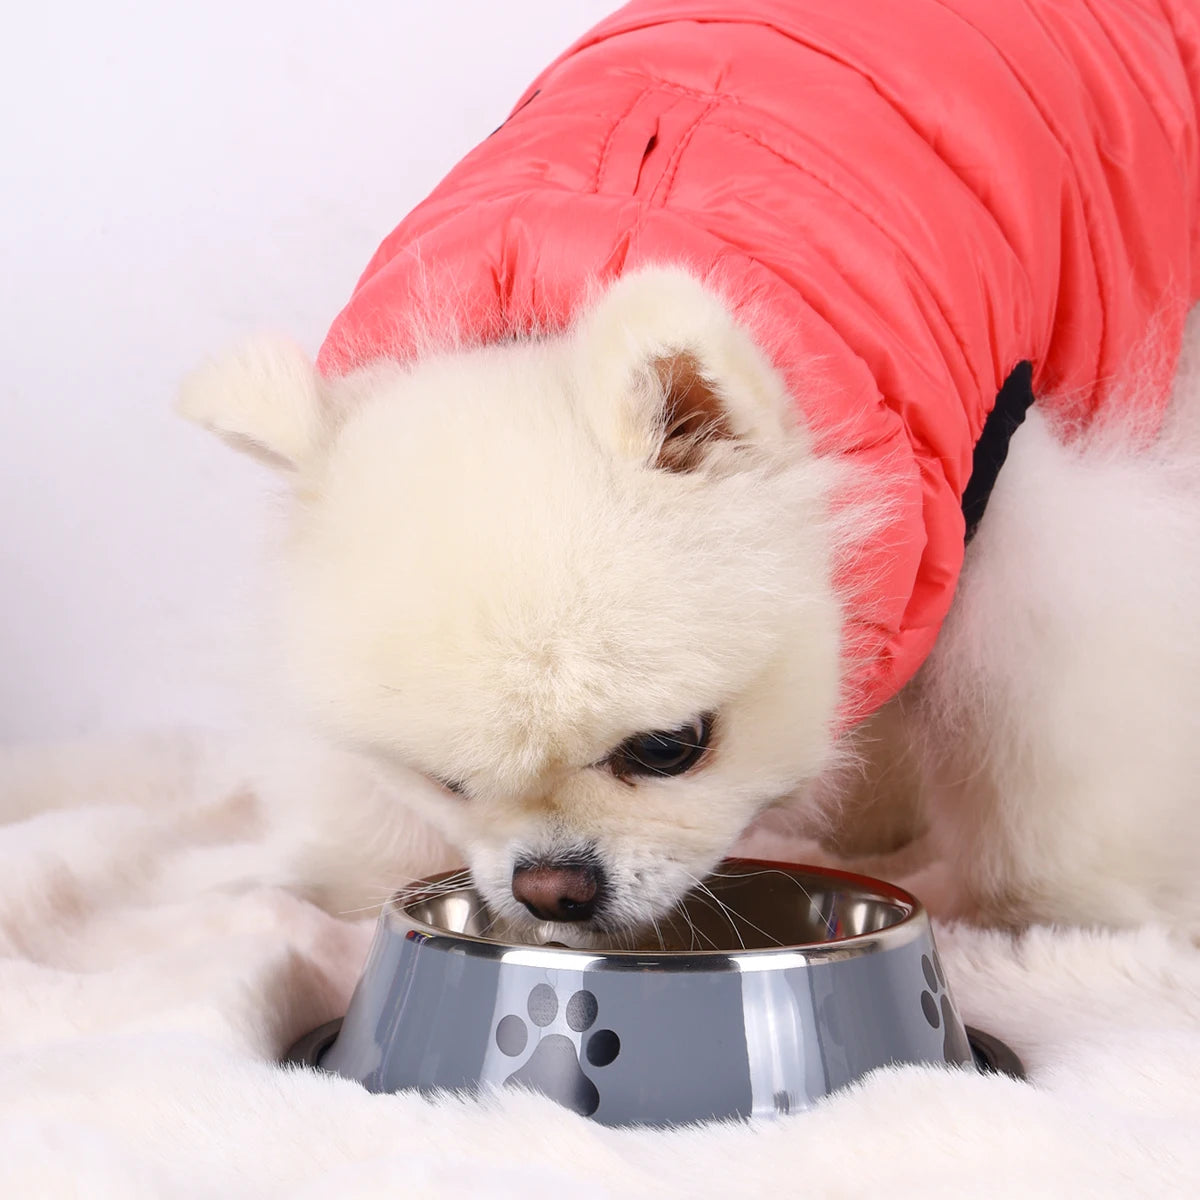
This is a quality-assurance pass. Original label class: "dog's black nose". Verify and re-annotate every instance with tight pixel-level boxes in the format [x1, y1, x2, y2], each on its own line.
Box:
[511, 860, 603, 923]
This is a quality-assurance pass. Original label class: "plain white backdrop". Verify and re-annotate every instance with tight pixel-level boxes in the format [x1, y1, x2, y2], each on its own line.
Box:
[1, 0, 614, 740]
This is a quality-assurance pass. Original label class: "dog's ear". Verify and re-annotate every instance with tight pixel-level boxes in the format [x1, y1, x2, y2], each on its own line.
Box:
[645, 350, 733, 472]
[176, 338, 325, 471]
[574, 267, 796, 470]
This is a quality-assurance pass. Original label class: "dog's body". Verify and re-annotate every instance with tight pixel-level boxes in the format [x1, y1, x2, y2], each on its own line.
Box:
[181, 0, 1200, 939]
[813, 345, 1200, 933]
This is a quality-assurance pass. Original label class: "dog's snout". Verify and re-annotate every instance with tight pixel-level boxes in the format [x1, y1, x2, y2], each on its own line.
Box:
[511, 860, 603, 923]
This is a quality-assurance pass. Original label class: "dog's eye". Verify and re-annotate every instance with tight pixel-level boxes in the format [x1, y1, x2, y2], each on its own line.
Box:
[434, 776, 468, 797]
[608, 715, 713, 780]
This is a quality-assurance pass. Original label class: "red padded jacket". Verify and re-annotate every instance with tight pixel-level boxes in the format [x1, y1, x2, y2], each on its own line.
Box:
[318, 0, 1200, 726]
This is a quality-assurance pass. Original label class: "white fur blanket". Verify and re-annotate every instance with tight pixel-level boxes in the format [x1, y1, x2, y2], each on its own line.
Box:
[1, 734, 1197, 1198]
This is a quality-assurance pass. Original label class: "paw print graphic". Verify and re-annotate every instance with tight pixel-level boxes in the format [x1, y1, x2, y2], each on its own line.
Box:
[494, 984, 620, 1116]
[919, 952, 972, 1064]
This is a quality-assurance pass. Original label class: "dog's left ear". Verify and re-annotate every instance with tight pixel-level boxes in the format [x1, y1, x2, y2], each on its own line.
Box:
[176, 337, 327, 472]
[573, 267, 797, 470]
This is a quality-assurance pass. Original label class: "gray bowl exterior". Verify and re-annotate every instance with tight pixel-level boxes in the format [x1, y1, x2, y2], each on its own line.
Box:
[320, 899, 974, 1127]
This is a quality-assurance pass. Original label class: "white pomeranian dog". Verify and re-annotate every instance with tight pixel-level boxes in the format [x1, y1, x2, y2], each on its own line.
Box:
[178, 1, 1200, 941]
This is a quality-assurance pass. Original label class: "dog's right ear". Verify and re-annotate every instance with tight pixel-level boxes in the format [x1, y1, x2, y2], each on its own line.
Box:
[176, 338, 325, 471]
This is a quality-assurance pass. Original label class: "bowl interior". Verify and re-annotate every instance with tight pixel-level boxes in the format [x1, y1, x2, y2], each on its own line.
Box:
[402, 862, 915, 953]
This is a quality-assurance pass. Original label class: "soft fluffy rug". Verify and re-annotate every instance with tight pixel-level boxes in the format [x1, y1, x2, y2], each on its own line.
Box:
[0, 733, 1197, 1199]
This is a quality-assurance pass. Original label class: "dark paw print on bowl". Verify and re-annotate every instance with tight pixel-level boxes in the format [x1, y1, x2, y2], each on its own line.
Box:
[495, 984, 619, 1116]
[919, 952, 972, 1063]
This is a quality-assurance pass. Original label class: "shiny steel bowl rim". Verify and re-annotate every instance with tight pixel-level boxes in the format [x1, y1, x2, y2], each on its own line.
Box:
[386, 858, 929, 968]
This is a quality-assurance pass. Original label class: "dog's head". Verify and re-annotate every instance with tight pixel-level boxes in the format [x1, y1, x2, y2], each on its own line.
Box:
[180, 269, 849, 940]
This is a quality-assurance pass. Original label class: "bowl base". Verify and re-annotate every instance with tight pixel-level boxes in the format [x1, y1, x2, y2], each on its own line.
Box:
[284, 1019, 1025, 1083]
[964, 1026, 1025, 1078]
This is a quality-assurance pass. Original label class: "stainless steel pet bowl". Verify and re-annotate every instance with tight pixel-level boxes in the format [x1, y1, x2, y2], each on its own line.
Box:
[288, 859, 1022, 1126]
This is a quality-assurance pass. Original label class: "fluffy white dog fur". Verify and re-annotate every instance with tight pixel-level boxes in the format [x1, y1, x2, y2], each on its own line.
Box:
[179, 269, 1200, 940]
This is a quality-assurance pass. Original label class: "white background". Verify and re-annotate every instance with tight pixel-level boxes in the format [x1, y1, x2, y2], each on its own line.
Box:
[1, 0, 614, 741]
